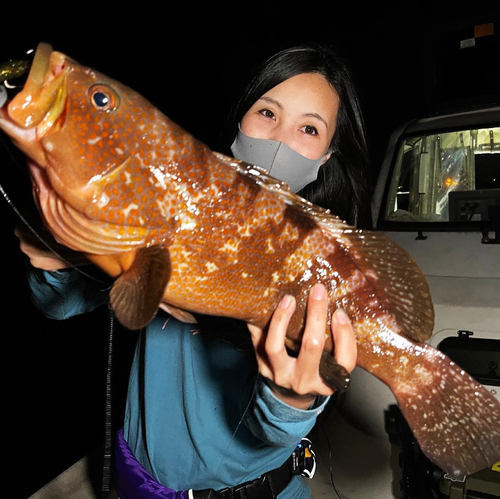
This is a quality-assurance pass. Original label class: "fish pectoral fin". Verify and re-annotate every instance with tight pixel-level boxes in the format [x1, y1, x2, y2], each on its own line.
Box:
[110, 245, 171, 330]
[319, 351, 350, 392]
[159, 303, 198, 324]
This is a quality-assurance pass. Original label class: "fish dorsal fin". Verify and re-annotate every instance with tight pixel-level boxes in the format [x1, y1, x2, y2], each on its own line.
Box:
[348, 229, 434, 342]
[320, 218, 435, 343]
[213, 152, 291, 191]
[216, 151, 434, 342]
[110, 245, 171, 330]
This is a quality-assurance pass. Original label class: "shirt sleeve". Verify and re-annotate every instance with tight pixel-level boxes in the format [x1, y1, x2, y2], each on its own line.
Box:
[27, 266, 108, 320]
[243, 375, 330, 447]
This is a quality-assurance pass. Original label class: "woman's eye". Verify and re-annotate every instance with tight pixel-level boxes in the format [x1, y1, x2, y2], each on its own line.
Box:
[302, 125, 319, 136]
[258, 109, 275, 119]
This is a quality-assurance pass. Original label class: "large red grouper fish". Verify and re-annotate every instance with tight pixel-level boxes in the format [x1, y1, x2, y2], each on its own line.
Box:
[1, 43, 499, 477]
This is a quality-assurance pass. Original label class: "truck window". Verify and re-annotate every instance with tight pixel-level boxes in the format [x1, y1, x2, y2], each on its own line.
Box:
[384, 126, 500, 223]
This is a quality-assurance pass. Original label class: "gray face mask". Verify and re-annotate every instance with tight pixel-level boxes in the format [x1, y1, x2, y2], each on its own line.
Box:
[230, 127, 329, 193]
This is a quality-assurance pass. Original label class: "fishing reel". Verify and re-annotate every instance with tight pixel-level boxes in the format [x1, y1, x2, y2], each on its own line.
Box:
[0, 46, 36, 107]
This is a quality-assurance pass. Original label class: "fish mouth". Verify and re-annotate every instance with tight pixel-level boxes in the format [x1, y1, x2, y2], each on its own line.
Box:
[6, 43, 68, 140]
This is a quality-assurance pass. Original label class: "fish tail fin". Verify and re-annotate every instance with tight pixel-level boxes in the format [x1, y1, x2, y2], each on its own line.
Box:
[392, 345, 500, 478]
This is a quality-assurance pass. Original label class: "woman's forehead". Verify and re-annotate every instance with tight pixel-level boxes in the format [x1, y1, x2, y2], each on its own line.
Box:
[262, 73, 339, 128]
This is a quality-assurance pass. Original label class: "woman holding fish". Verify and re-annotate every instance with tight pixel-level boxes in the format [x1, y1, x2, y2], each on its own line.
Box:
[16, 43, 371, 498]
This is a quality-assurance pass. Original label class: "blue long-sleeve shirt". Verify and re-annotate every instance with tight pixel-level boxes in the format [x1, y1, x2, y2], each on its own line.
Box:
[28, 267, 328, 497]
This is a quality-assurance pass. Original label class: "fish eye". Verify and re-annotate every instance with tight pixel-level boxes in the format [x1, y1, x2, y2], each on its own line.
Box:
[94, 92, 109, 107]
[89, 85, 118, 111]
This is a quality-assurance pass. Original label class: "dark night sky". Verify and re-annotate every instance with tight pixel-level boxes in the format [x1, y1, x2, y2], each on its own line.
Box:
[2, 3, 499, 171]
[1, 3, 499, 497]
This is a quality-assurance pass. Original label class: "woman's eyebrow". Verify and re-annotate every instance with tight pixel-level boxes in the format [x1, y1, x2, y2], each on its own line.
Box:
[258, 96, 283, 108]
[303, 112, 328, 129]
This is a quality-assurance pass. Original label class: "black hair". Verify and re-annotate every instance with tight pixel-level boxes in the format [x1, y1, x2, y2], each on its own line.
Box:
[225, 43, 373, 229]
[198, 43, 374, 341]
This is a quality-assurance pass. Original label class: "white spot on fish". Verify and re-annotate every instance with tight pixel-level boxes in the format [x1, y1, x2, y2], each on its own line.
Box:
[279, 222, 299, 244]
[151, 167, 168, 189]
[219, 240, 240, 253]
[205, 262, 218, 273]
[414, 365, 434, 385]
[179, 249, 192, 262]
[237, 225, 252, 237]
[298, 269, 313, 283]
[333, 269, 367, 299]
[180, 221, 197, 231]
[97, 193, 109, 208]
[122, 203, 139, 219]
[88, 135, 101, 145]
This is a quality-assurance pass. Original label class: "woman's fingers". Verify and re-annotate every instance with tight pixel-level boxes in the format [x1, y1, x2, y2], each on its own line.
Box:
[248, 294, 296, 379]
[330, 308, 357, 373]
[295, 284, 328, 383]
[247, 283, 358, 407]
[263, 294, 296, 371]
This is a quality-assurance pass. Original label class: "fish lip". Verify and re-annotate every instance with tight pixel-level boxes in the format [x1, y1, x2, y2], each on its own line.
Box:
[25, 43, 53, 92]
[6, 43, 68, 138]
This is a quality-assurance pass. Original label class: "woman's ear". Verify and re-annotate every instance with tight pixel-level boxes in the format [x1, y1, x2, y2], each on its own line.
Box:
[321, 152, 333, 165]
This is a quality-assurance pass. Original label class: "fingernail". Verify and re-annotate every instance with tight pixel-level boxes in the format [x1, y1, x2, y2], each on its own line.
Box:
[335, 308, 349, 325]
[312, 283, 326, 300]
[280, 295, 293, 309]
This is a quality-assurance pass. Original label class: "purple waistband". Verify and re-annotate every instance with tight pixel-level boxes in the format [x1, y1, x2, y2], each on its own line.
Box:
[114, 428, 188, 499]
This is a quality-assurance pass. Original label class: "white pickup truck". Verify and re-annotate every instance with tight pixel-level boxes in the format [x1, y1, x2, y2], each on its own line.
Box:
[323, 106, 500, 499]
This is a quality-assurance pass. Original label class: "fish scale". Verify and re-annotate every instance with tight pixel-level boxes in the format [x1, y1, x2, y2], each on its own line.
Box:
[1, 43, 499, 478]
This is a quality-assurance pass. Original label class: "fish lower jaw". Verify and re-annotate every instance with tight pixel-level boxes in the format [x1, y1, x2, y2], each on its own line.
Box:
[29, 161, 65, 206]
[0, 113, 45, 164]
[29, 162, 144, 254]
[29, 160, 94, 214]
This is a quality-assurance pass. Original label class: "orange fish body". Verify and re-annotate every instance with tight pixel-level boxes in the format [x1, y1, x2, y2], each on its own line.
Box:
[1, 43, 499, 477]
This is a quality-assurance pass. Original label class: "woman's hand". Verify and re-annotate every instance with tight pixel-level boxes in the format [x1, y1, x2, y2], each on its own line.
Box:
[247, 283, 357, 410]
[14, 225, 88, 271]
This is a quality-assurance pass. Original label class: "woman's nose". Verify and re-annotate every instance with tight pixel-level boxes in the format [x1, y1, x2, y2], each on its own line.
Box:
[270, 127, 295, 150]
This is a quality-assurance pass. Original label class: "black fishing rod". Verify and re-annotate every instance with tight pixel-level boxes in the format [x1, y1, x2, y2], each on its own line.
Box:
[1, 61, 116, 497]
